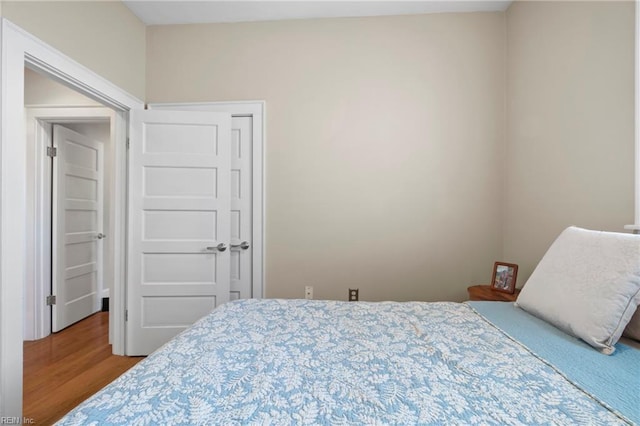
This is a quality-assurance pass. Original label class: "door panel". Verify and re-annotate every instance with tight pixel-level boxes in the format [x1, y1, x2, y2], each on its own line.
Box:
[52, 125, 104, 332]
[142, 297, 216, 326]
[127, 110, 231, 355]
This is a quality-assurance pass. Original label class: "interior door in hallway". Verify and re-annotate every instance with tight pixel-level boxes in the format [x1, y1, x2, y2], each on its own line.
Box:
[52, 125, 104, 332]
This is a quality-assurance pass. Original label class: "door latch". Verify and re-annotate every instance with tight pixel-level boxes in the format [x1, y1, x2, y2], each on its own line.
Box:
[206, 243, 227, 252]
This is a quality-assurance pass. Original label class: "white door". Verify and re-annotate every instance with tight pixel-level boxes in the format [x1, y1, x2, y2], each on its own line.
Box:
[127, 110, 231, 355]
[149, 104, 260, 301]
[52, 125, 104, 332]
[230, 117, 253, 300]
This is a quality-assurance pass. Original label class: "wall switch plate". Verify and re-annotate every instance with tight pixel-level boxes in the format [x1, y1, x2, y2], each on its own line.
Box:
[305, 286, 313, 300]
[349, 288, 359, 302]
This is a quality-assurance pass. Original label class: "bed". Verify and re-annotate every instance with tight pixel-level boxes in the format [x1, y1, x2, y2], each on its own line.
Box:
[57, 299, 639, 425]
[57, 227, 640, 425]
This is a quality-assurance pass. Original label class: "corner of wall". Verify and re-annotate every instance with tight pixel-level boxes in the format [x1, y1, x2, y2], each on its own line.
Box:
[500, 7, 509, 262]
[502, 1, 635, 283]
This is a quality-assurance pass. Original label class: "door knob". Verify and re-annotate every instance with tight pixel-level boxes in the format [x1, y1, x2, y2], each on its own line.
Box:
[97, 233, 106, 240]
[230, 241, 250, 250]
[206, 243, 227, 252]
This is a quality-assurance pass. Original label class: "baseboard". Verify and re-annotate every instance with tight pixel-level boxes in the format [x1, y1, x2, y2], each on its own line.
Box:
[101, 297, 109, 312]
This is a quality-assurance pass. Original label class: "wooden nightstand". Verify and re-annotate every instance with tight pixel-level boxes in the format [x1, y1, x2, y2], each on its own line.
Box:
[467, 285, 521, 302]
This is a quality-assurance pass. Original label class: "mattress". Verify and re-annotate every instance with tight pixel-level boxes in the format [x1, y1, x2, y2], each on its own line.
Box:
[57, 299, 638, 425]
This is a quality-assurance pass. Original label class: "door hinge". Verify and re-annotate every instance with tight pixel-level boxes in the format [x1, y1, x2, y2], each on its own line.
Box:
[125, 310, 128, 321]
[46, 146, 57, 157]
[126, 138, 130, 149]
[46, 295, 56, 306]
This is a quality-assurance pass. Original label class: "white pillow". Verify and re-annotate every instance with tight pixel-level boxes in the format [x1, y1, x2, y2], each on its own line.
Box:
[515, 226, 640, 355]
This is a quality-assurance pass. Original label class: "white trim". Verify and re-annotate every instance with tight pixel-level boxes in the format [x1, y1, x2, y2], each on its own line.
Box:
[110, 109, 129, 351]
[0, 19, 143, 416]
[24, 107, 114, 341]
[24, 114, 52, 342]
[148, 101, 266, 298]
[629, 0, 640, 230]
[634, 1, 640, 227]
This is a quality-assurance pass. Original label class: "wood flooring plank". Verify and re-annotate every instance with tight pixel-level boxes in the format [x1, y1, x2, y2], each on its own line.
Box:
[26, 356, 142, 425]
[23, 312, 144, 425]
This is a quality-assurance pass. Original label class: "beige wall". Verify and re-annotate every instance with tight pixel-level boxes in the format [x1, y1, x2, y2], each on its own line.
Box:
[147, 13, 507, 302]
[5, 1, 633, 301]
[24, 67, 101, 106]
[505, 1, 635, 281]
[2, 1, 146, 100]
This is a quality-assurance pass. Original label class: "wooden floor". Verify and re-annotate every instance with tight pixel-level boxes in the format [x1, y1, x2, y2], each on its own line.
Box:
[23, 312, 144, 425]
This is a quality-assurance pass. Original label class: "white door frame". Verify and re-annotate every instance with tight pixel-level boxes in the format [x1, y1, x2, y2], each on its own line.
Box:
[24, 107, 115, 341]
[0, 19, 143, 416]
[627, 1, 640, 232]
[148, 101, 266, 298]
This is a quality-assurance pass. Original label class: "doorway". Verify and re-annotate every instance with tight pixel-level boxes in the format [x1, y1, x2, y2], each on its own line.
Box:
[24, 68, 117, 341]
[22, 68, 124, 421]
[1, 19, 142, 416]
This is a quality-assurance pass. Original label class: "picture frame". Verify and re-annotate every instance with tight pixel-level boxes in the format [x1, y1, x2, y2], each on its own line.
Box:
[490, 262, 519, 294]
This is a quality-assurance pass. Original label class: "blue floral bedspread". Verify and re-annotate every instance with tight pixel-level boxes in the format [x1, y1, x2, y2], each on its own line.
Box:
[57, 299, 630, 425]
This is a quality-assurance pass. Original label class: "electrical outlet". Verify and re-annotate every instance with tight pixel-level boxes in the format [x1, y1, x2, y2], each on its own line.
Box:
[305, 286, 313, 300]
[349, 288, 359, 302]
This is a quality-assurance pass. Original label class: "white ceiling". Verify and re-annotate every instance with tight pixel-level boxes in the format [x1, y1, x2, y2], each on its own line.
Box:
[123, 1, 513, 26]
